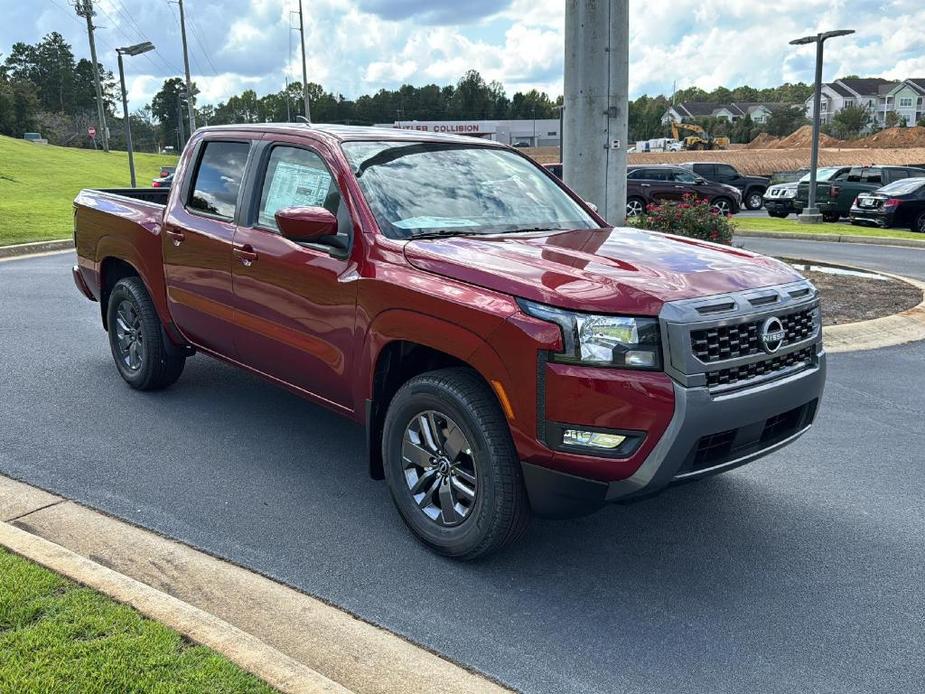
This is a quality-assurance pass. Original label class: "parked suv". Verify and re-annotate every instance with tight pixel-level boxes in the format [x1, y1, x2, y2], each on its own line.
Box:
[627, 165, 742, 216]
[72, 124, 824, 558]
[680, 162, 769, 210]
[795, 165, 925, 222]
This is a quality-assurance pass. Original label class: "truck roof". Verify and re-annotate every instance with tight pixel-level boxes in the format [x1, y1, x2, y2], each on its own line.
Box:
[195, 122, 507, 148]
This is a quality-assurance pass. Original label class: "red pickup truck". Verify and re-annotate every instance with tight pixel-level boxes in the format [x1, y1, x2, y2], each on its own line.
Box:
[73, 124, 826, 558]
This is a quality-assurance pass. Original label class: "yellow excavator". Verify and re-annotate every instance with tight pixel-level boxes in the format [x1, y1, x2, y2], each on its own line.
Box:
[670, 122, 731, 150]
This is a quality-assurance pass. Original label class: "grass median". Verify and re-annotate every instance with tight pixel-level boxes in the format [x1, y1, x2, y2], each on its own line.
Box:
[0, 135, 177, 246]
[735, 215, 924, 241]
[0, 547, 273, 693]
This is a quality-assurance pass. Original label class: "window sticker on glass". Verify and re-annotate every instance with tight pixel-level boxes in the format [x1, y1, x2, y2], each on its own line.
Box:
[259, 157, 333, 227]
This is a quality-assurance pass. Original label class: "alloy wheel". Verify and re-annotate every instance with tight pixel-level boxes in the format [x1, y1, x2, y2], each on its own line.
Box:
[114, 299, 144, 371]
[712, 199, 731, 215]
[626, 199, 644, 217]
[747, 193, 763, 210]
[401, 410, 478, 527]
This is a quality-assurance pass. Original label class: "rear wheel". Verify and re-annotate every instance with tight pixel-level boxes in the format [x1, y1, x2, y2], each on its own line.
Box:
[745, 189, 765, 210]
[711, 197, 732, 216]
[626, 197, 645, 218]
[382, 368, 530, 559]
[913, 212, 925, 233]
[822, 212, 841, 223]
[107, 277, 185, 390]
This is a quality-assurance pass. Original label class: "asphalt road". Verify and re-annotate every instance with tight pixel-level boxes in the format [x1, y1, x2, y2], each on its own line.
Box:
[2, 251, 924, 694]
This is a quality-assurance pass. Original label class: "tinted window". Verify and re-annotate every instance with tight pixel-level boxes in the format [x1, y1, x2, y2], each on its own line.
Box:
[642, 168, 672, 181]
[341, 142, 596, 239]
[693, 164, 714, 177]
[715, 164, 737, 179]
[188, 141, 250, 218]
[861, 169, 883, 184]
[258, 147, 337, 229]
[672, 169, 700, 183]
[627, 168, 647, 180]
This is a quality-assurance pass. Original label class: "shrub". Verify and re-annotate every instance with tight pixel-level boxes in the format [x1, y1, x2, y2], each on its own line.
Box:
[634, 193, 735, 245]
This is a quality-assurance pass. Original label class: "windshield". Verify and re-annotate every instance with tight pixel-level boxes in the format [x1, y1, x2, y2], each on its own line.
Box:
[800, 168, 844, 183]
[341, 141, 598, 239]
[875, 177, 925, 195]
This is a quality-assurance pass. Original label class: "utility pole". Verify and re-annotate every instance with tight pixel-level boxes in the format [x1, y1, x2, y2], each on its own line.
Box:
[563, 0, 629, 225]
[298, 0, 312, 121]
[74, 0, 110, 152]
[177, 0, 196, 132]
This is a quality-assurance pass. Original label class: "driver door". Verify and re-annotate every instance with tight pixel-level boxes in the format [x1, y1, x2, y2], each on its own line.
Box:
[230, 139, 359, 411]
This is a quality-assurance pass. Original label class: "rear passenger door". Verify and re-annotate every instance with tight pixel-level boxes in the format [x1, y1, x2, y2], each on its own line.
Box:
[229, 139, 359, 411]
[162, 137, 253, 357]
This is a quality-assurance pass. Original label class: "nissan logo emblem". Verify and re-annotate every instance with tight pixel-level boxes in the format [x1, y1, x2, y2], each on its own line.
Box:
[760, 316, 786, 354]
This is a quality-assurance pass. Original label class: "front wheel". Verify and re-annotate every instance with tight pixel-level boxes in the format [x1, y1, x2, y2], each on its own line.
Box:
[107, 277, 185, 390]
[382, 368, 530, 559]
[822, 212, 841, 223]
[745, 190, 764, 210]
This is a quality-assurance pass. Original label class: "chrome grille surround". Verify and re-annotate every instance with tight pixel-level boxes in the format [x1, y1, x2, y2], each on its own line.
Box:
[659, 279, 822, 393]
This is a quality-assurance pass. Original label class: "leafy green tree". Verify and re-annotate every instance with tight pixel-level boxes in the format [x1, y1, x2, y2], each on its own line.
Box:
[151, 77, 198, 146]
[830, 103, 871, 139]
[764, 105, 808, 136]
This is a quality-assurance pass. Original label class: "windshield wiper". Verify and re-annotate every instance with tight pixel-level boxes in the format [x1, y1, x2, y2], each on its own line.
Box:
[407, 229, 486, 240]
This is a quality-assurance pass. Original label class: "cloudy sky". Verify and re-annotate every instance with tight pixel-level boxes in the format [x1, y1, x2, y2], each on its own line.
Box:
[4, 0, 925, 115]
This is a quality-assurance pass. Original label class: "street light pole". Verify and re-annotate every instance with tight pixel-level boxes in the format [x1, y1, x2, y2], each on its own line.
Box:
[116, 42, 155, 187]
[790, 29, 855, 224]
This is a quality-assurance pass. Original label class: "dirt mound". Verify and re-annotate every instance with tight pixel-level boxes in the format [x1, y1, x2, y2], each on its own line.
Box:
[745, 133, 780, 149]
[771, 125, 844, 149]
[853, 126, 925, 148]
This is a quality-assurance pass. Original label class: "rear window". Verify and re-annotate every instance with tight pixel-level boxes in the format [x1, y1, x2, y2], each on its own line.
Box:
[188, 141, 251, 219]
[876, 178, 925, 195]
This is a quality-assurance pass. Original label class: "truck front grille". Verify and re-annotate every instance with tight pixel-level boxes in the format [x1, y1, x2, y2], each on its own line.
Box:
[691, 307, 816, 363]
[706, 346, 815, 388]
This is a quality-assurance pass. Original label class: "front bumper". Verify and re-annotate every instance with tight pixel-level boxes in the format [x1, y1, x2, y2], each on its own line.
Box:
[522, 355, 825, 517]
[763, 198, 795, 214]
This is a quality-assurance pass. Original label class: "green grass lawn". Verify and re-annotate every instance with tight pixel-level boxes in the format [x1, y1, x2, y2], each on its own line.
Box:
[735, 214, 924, 241]
[0, 547, 273, 693]
[0, 135, 177, 246]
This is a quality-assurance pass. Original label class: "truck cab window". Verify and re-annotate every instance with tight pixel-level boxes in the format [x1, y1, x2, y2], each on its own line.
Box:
[188, 141, 250, 219]
[258, 147, 338, 229]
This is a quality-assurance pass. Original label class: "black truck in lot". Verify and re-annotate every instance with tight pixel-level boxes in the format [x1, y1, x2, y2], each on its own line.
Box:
[679, 162, 770, 210]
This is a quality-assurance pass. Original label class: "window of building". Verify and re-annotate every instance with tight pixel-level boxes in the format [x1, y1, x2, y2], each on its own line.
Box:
[188, 141, 251, 219]
[900, 97, 914, 108]
[843, 99, 854, 107]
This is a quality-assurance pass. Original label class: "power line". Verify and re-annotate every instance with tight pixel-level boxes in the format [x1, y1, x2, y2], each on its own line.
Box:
[187, 14, 219, 75]
[106, 0, 181, 74]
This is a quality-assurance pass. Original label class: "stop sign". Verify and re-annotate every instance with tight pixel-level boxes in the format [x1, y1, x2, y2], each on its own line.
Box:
[88, 127, 97, 138]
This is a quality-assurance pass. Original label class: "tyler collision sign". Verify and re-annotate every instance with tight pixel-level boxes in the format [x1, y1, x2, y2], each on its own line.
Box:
[392, 120, 497, 135]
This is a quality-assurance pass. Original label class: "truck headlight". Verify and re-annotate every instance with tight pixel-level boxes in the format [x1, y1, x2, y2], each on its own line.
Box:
[517, 299, 662, 370]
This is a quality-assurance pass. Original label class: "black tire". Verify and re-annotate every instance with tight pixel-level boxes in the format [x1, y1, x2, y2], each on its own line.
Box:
[626, 196, 646, 218]
[767, 210, 788, 218]
[822, 212, 840, 223]
[711, 197, 733, 216]
[744, 189, 765, 210]
[913, 212, 925, 234]
[382, 367, 530, 559]
[107, 277, 185, 390]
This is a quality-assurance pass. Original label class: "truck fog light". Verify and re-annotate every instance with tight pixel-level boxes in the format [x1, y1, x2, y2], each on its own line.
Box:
[562, 429, 626, 449]
[624, 350, 657, 368]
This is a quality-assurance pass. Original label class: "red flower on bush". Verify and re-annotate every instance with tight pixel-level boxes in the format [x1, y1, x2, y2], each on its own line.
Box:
[632, 196, 734, 245]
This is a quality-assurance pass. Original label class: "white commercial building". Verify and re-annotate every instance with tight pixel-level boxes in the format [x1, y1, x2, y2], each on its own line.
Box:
[376, 119, 562, 147]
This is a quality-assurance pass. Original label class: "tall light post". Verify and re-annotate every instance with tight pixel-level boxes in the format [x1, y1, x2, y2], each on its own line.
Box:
[116, 42, 155, 187]
[790, 29, 855, 224]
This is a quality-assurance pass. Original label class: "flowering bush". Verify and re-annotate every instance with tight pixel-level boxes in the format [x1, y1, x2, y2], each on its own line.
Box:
[633, 193, 735, 245]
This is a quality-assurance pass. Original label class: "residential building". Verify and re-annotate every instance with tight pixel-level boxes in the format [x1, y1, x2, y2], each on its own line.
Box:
[661, 102, 789, 125]
[804, 78, 900, 127]
[878, 79, 925, 126]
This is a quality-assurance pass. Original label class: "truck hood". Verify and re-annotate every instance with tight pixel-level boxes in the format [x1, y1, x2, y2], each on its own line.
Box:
[403, 227, 803, 315]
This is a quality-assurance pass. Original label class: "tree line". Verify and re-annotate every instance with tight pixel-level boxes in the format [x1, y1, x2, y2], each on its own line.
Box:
[2, 32, 906, 152]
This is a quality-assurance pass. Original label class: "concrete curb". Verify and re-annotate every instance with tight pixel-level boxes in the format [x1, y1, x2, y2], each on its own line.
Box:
[735, 229, 925, 248]
[0, 476, 511, 694]
[0, 519, 350, 694]
[0, 239, 74, 259]
[820, 269, 925, 353]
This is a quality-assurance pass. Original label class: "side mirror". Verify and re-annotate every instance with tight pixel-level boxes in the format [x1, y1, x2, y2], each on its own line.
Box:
[275, 206, 338, 243]
[695, 178, 708, 185]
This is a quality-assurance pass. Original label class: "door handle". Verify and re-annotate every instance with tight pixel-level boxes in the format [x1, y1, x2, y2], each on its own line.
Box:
[165, 228, 185, 246]
[640, 183, 651, 187]
[233, 244, 258, 267]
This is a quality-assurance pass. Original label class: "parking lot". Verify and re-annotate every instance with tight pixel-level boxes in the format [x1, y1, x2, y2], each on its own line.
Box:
[2, 248, 923, 694]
